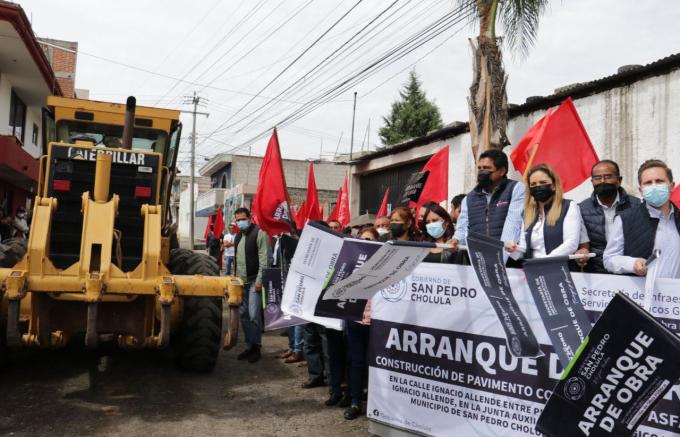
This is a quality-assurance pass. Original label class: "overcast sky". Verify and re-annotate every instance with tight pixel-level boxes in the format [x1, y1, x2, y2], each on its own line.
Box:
[18, 0, 680, 170]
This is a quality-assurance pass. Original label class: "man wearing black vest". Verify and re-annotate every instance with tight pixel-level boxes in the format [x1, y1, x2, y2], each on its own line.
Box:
[233, 207, 271, 363]
[451, 149, 525, 256]
[576, 160, 641, 273]
[604, 159, 680, 278]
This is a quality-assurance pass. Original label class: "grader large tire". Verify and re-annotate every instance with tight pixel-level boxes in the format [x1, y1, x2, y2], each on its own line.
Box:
[169, 249, 223, 372]
[0, 238, 27, 268]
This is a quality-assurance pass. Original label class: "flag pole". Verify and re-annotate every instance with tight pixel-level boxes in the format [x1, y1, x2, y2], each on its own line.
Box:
[522, 107, 553, 180]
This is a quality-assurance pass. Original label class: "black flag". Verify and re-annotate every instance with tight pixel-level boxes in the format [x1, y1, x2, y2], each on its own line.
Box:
[399, 170, 429, 205]
[537, 292, 680, 437]
[523, 255, 592, 367]
[466, 231, 542, 358]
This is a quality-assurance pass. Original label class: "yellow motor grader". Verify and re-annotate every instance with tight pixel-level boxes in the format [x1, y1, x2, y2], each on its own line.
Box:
[0, 96, 242, 372]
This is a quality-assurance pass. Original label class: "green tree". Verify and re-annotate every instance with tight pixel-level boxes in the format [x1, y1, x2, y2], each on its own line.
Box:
[460, 0, 549, 159]
[379, 71, 443, 146]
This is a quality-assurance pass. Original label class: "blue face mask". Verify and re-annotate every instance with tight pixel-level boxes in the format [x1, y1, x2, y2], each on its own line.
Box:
[236, 219, 250, 231]
[426, 221, 445, 239]
[642, 184, 670, 208]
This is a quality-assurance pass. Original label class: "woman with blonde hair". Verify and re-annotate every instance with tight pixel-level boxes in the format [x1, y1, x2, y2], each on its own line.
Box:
[506, 163, 584, 259]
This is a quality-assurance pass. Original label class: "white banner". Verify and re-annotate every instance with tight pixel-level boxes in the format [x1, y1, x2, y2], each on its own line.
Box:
[368, 263, 680, 437]
[280, 223, 344, 330]
[323, 241, 432, 301]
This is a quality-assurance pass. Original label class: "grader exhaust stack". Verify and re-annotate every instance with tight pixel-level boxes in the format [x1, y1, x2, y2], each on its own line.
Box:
[121, 96, 136, 150]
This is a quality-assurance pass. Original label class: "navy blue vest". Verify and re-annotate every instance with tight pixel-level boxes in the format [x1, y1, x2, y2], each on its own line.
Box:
[578, 188, 640, 273]
[525, 199, 572, 259]
[466, 178, 518, 240]
[620, 202, 680, 259]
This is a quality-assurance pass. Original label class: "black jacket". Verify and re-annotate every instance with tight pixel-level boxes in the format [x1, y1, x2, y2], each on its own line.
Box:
[579, 188, 640, 273]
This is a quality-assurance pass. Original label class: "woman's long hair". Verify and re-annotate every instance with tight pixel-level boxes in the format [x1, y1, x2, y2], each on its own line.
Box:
[419, 203, 454, 242]
[390, 206, 419, 240]
[523, 163, 564, 228]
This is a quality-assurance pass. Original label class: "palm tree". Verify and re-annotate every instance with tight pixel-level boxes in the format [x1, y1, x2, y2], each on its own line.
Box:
[461, 0, 549, 159]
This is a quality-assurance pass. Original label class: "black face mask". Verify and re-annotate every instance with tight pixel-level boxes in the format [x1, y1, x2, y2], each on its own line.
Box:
[594, 182, 618, 197]
[390, 223, 407, 238]
[530, 184, 554, 203]
[477, 171, 493, 189]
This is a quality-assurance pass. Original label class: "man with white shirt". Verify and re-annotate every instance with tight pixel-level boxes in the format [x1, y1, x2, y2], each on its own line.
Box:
[577, 160, 640, 273]
[603, 159, 680, 278]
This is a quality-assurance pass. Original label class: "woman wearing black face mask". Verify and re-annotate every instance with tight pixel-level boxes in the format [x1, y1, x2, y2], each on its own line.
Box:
[506, 164, 584, 259]
[389, 207, 418, 241]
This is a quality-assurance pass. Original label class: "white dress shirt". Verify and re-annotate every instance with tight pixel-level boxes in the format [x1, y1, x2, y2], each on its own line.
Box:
[603, 203, 680, 278]
[578, 193, 620, 244]
[519, 201, 583, 258]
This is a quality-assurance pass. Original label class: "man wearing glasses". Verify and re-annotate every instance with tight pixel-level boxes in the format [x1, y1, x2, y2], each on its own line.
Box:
[576, 160, 640, 272]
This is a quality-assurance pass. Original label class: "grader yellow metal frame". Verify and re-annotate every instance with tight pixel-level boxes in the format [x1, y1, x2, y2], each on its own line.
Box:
[0, 96, 242, 360]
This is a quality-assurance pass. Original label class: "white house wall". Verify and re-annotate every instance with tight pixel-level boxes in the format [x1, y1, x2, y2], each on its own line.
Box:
[351, 67, 680, 214]
[0, 72, 44, 158]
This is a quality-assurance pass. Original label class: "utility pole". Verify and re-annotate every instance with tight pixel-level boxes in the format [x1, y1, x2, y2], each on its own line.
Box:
[349, 92, 357, 161]
[348, 91, 357, 217]
[180, 92, 209, 250]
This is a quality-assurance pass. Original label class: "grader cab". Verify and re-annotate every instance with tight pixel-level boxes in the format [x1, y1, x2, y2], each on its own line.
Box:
[0, 96, 242, 372]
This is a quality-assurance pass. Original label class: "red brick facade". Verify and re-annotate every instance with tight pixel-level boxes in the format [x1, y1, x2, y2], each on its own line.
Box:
[38, 38, 77, 98]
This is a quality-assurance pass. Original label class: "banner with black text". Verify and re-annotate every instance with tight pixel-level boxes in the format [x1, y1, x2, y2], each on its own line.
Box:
[523, 256, 592, 366]
[368, 264, 680, 437]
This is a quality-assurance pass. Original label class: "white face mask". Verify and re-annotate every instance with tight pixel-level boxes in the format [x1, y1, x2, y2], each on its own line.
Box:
[376, 227, 389, 236]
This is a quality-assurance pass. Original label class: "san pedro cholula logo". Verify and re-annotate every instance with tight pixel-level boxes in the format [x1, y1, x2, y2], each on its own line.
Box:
[273, 201, 290, 221]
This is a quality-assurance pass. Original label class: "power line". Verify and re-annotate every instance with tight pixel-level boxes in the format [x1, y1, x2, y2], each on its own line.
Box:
[213, 6, 475, 154]
[221, 0, 405, 136]
[222, 0, 435, 137]
[152, 0, 267, 106]
[134, 0, 222, 93]
[197, 0, 366, 149]
[198, 0, 316, 93]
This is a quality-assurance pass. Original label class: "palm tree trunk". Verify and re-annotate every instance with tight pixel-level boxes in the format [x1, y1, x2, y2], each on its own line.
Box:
[468, 0, 509, 161]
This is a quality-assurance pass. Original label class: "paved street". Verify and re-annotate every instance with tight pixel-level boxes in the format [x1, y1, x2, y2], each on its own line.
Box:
[0, 331, 369, 437]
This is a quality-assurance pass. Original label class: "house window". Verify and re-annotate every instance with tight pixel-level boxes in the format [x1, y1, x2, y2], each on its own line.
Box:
[9, 90, 26, 143]
[32, 123, 39, 145]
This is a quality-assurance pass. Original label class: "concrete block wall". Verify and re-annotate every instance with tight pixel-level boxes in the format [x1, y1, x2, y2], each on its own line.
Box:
[351, 67, 680, 214]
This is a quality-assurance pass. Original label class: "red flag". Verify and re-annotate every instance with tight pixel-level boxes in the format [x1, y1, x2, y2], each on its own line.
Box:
[377, 187, 390, 217]
[511, 98, 599, 192]
[671, 186, 680, 208]
[252, 129, 293, 235]
[327, 189, 341, 222]
[415, 146, 449, 210]
[510, 108, 553, 173]
[213, 208, 225, 238]
[295, 202, 307, 230]
[304, 162, 323, 221]
[204, 214, 214, 240]
[336, 174, 351, 227]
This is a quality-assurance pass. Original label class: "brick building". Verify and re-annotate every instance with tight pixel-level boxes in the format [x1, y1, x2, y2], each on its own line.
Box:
[177, 153, 348, 245]
[38, 38, 78, 98]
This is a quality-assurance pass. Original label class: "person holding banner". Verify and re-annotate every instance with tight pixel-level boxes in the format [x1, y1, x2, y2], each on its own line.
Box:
[419, 203, 456, 264]
[343, 226, 378, 420]
[603, 159, 680, 278]
[450, 150, 525, 257]
[575, 160, 640, 273]
[505, 164, 583, 259]
[389, 207, 418, 241]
